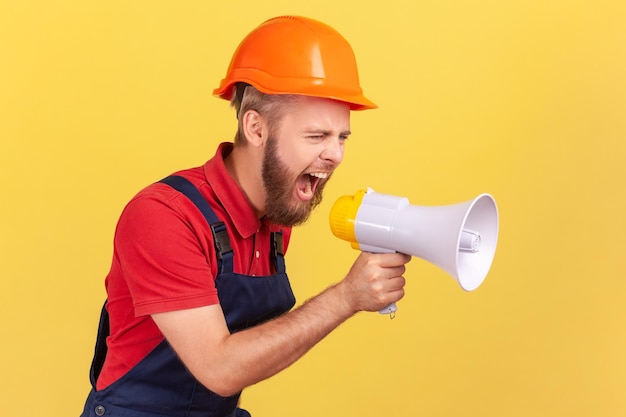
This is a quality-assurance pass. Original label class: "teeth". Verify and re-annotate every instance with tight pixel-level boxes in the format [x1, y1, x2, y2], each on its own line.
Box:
[308, 172, 329, 179]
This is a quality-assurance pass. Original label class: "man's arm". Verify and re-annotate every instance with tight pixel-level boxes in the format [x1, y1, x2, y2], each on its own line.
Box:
[152, 251, 410, 397]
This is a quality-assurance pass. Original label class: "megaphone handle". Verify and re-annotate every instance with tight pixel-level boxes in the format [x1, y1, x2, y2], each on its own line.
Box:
[360, 247, 400, 317]
[379, 302, 397, 315]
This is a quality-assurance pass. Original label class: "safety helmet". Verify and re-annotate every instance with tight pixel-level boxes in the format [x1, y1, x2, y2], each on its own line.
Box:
[213, 16, 377, 111]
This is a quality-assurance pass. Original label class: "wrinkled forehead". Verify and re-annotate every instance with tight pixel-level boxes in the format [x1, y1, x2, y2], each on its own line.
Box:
[270, 96, 351, 134]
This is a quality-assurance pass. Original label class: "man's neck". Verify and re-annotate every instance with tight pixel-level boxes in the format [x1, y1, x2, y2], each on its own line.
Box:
[224, 144, 266, 218]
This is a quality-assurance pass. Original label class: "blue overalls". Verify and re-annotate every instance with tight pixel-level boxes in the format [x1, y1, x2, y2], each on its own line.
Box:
[80, 176, 296, 417]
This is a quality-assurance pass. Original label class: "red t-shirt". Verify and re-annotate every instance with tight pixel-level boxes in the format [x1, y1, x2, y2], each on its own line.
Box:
[97, 142, 291, 390]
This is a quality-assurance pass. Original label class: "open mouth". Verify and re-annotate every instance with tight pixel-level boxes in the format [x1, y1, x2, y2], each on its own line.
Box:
[296, 172, 328, 200]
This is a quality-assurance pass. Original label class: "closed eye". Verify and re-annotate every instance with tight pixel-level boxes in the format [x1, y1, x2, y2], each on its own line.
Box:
[304, 130, 351, 141]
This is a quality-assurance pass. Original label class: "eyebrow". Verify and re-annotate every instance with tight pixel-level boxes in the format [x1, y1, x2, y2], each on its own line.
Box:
[304, 128, 352, 136]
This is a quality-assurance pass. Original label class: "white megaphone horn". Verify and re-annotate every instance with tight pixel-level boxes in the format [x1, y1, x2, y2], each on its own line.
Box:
[329, 189, 499, 315]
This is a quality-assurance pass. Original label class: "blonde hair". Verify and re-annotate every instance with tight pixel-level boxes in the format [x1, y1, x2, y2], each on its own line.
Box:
[230, 83, 299, 145]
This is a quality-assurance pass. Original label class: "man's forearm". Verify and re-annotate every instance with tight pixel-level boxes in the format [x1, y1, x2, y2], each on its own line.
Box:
[215, 281, 355, 395]
[154, 252, 408, 397]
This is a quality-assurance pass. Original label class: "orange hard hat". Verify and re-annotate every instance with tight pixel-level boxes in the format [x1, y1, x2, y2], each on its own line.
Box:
[213, 16, 377, 111]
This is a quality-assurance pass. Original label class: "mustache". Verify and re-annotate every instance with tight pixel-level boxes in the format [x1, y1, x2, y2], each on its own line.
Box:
[305, 162, 336, 173]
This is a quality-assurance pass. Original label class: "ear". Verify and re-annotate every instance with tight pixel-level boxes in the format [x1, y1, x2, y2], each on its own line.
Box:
[242, 110, 267, 147]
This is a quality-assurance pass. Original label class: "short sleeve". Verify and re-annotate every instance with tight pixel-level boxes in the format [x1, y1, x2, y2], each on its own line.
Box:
[114, 189, 220, 317]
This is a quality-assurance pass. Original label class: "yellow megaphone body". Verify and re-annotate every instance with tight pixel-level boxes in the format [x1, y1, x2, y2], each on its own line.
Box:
[329, 188, 499, 314]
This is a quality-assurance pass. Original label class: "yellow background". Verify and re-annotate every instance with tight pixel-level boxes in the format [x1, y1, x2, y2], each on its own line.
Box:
[1, 1, 625, 416]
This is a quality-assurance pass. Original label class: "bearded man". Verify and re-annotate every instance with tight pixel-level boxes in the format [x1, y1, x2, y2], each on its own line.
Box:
[81, 16, 410, 417]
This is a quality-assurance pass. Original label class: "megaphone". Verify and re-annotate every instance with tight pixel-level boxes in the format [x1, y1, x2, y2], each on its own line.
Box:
[329, 188, 499, 315]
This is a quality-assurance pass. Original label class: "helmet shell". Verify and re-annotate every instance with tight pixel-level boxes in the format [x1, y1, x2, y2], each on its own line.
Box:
[213, 16, 377, 110]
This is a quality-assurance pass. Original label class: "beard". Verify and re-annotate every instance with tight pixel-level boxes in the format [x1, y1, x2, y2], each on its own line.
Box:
[261, 137, 329, 227]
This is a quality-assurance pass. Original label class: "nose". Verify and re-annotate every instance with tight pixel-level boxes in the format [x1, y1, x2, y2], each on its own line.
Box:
[320, 137, 344, 166]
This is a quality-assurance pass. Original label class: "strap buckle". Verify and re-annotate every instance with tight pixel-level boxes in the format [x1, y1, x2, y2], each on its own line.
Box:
[272, 231, 284, 258]
[211, 222, 233, 260]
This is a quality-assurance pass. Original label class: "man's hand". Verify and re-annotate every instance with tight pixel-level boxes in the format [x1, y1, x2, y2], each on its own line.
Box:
[338, 252, 410, 314]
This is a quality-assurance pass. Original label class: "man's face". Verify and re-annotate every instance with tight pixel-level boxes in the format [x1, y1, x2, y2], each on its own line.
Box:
[262, 96, 351, 226]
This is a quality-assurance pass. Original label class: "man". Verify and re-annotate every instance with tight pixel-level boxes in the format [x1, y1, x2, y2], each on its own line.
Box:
[81, 16, 410, 417]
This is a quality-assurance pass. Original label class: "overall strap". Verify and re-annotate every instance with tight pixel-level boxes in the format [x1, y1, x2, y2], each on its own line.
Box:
[89, 301, 110, 387]
[159, 175, 234, 274]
